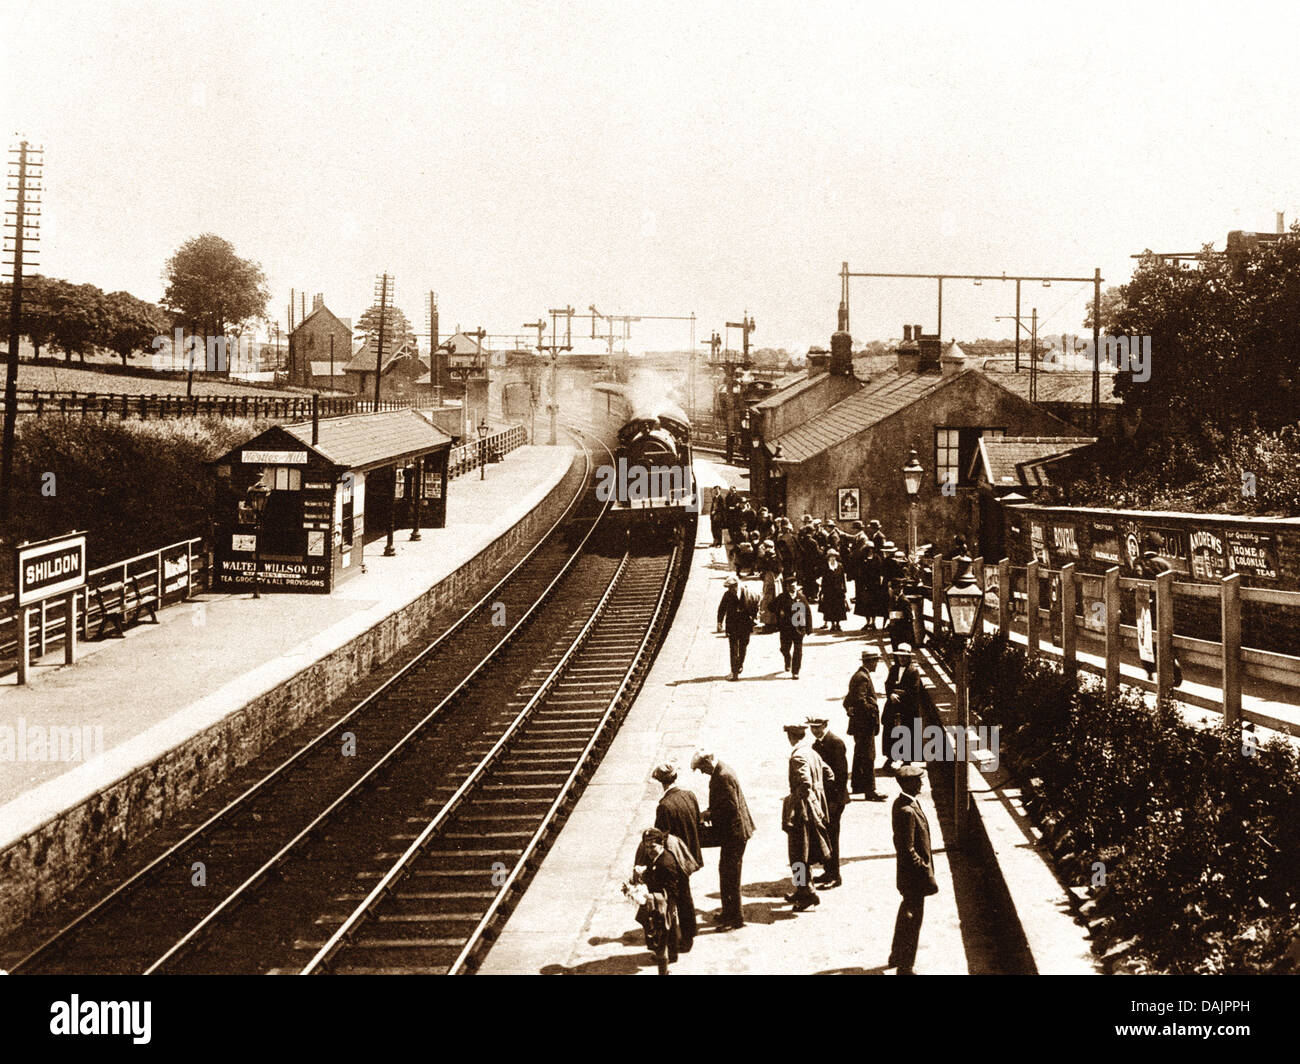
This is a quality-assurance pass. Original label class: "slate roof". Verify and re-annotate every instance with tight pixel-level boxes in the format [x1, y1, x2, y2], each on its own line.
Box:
[282, 409, 450, 472]
[973, 436, 1096, 488]
[770, 369, 952, 462]
[752, 371, 829, 411]
[979, 365, 1119, 405]
[341, 341, 426, 375]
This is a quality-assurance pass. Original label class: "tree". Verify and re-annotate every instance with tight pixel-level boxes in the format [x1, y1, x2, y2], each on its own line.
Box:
[48, 281, 106, 363]
[1082, 285, 1126, 332]
[0, 274, 61, 359]
[101, 291, 166, 366]
[356, 302, 417, 352]
[162, 233, 269, 340]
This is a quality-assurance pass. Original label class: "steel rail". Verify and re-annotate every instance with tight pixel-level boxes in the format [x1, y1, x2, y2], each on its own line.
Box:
[140, 434, 612, 974]
[299, 547, 639, 974]
[12, 428, 603, 975]
[446, 542, 681, 974]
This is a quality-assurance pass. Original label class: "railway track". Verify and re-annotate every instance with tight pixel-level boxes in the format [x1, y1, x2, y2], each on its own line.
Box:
[12, 431, 692, 975]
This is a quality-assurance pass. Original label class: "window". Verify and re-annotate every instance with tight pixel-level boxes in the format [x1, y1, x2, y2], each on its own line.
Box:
[271, 467, 301, 491]
[935, 427, 1005, 489]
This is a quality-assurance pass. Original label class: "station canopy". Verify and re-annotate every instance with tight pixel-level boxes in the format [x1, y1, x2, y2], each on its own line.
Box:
[276, 409, 451, 473]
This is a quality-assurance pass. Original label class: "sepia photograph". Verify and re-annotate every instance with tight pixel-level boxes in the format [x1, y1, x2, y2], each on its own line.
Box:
[0, 0, 1293, 1043]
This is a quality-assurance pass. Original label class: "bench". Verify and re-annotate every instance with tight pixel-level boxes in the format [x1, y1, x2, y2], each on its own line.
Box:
[91, 574, 160, 639]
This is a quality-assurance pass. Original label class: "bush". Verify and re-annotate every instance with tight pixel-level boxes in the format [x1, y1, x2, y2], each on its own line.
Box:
[951, 632, 1300, 973]
[2, 416, 267, 591]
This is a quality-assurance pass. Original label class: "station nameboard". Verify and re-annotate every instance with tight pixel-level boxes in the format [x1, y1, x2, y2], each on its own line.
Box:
[16, 533, 87, 607]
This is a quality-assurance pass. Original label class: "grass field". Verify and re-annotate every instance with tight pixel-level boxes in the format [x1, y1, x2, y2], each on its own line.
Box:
[18, 362, 307, 397]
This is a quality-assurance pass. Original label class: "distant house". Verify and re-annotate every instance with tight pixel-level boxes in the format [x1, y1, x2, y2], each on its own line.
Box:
[289, 295, 353, 389]
[342, 338, 431, 400]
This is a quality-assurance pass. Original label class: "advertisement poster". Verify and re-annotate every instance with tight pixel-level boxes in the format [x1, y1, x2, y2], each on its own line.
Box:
[1089, 521, 1122, 565]
[1188, 528, 1228, 581]
[1030, 521, 1050, 566]
[1144, 526, 1191, 574]
[837, 487, 861, 523]
[1081, 574, 1106, 632]
[1226, 530, 1280, 580]
[1049, 522, 1079, 566]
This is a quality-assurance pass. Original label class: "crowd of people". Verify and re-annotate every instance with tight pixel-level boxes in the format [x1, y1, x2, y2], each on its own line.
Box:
[617, 487, 971, 975]
[624, 638, 940, 975]
[710, 486, 964, 682]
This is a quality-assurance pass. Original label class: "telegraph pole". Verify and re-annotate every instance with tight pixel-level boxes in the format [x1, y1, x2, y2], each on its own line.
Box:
[373, 273, 391, 411]
[723, 314, 754, 463]
[541, 307, 572, 445]
[427, 291, 440, 404]
[2, 140, 42, 522]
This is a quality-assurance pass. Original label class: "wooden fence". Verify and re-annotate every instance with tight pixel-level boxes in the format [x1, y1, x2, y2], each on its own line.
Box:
[915, 556, 1300, 728]
[14, 390, 415, 421]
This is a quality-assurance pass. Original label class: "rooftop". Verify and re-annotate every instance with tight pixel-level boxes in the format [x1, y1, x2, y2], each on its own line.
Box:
[973, 436, 1097, 488]
[281, 409, 451, 471]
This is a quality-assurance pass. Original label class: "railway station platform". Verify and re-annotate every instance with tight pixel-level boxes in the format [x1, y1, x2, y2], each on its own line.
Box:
[0, 443, 574, 933]
[482, 456, 1091, 975]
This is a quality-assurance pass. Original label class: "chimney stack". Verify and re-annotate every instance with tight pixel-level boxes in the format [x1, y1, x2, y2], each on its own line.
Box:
[830, 330, 853, 376]
[1278, 211, 1286, 235]
[313, 293, 324, 311]
[903, 324, 913, 342]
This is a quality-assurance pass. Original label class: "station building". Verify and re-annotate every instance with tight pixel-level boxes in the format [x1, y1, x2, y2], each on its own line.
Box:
[750, 325, 1080, 554]
[210, 409, 452, 593]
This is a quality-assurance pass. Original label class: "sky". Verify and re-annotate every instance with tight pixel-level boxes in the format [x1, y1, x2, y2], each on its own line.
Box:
[4, 0, 1300, 353]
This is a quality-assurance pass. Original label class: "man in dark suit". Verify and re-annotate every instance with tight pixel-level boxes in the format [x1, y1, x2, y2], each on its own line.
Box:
[883, 644, 933, 767]
[773, 578, 812, 679]
[808, 717, 849, 887]
[845, 648, 886, 800]
[890, 763, 937, 975]
[716, 575, 758, 681]
[651, 762, 702, 951]
[692, 750, 755, 930]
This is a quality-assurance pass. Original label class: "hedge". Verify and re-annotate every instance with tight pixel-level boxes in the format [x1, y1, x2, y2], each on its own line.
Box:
[932, 630, 1300, 974]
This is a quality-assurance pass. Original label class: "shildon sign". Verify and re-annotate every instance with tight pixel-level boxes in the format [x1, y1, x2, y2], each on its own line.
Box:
[16, 532, 87, 607]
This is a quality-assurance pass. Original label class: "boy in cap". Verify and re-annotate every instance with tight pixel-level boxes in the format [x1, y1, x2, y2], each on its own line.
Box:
[889, 763, 937, 974]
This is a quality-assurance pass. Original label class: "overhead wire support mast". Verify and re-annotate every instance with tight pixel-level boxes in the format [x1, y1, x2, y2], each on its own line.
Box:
[3, 139, 43, 522]
[840, 262, 1104, 432]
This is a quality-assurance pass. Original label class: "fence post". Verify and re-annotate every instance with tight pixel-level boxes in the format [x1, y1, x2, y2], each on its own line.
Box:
[156, 545, 165, 605]
[930, 559, 943, 635]
[1060, 562, 1077, 680]
[1155, 569, 1174, 701]
[65, 591, 78, 665]
[1104, 567, 1120, 696]
[185, 540, 193, 601]
[38, 598, 48, 657]
[1221, 573, 1242, 729]
[997, 558, 1010, 636]
[1026, 560, 1040, 659]
[16, 607, 31, 685]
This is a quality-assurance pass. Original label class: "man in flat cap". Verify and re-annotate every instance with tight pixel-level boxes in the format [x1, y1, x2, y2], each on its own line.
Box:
[773, 577, 812, 679]
[782, 722, 832, 911]
[809, 716, 849, 887]
[844, 647, 886, 800]
[717, 574, 758, 681]
[890, 763, 937, 974]
[692, 750, 755, 930]
[651, 762, 701, 951]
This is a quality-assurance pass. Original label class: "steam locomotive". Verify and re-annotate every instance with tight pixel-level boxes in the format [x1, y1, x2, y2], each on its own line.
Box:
[589, 382, 696, 535]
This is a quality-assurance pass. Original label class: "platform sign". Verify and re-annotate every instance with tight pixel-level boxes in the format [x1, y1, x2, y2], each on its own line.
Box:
[16, 533, 87, 607]
[1226, 529, 1280, 580]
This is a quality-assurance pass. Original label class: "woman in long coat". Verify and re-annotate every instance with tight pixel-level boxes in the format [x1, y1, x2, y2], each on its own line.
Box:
[758, 541, 781, 628]
[819, 549, 848, 632]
